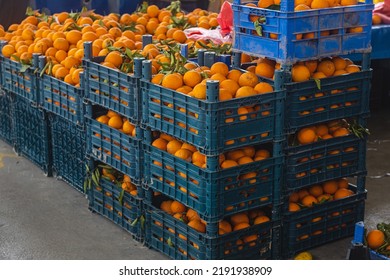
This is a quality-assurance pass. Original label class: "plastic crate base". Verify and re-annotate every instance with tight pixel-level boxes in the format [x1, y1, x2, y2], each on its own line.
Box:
[0, 90, 14, 145]
[13, 96, 51, 176]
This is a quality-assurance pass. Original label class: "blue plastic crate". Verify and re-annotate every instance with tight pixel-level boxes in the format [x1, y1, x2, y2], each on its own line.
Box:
[144, 141, 281, 221]
[40, 71, 84, 125]
[145, 198, 272, 260]
[50, 114, 86, 193]
[286, 135, 366, 190]
[285, 70, 372, 131]
[0, 90, 14, 145]
[232, 0, 373, 64]
[141, 62, 285, 155]
[282, 184, 366, 259]
[86, 109, 142, 184]
[83, 42, 143, 124]
[13, 95, 51, 175]
[88, 177, 144, 241]
[0, 49, 39, 104]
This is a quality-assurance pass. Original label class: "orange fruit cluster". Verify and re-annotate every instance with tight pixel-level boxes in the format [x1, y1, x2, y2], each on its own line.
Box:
[152, 61, 274, 100]
[152, 133, 271, 170]
[96, 110, 137, 137]
[296, 120, 350, 145]
[0, 4, 219, 86]
[252, 56, 360, 83]
[159, 199, 207, 233]
[288, 178, 353, 212]
[101, 167, 137, 196]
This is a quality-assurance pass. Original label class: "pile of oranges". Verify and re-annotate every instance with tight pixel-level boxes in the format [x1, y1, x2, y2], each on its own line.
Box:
[152, 133, 271, 170]
[366, 225, 390, 255]
[0, 4, 219, 87]
[95, 110, 137, 137]
[288, 178, 354, 212]
[151, 61, 274, 100]
[100, 166, 138, 197]
[251, 56, 360, 83]
[158, 196, 270, 238]
[294, 120, 350, 145]
[255, 0, 361, 9]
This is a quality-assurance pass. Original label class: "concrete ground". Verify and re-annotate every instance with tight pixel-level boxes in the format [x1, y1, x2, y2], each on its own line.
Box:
[1, 108, 389, 260]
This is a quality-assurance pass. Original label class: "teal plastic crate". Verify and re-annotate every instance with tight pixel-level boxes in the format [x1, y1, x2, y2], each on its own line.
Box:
[85, 105, 142, 184]
[232, 0, 373, 64]
[88, 176, 144, 241]
[0, 90, 14, 145]
[50, 114, 86, 192]
[144, 138, 281, 222]
[39, 56, 84, 125]
[83, 42, 143, 124]
[0, 43, 39, 104]
[286, 135, 366, 190]
[145, 196, 273, 260]
[13, 95, 51, 175]
[141, 60, 285, 155]
[282, 184, 366, 259]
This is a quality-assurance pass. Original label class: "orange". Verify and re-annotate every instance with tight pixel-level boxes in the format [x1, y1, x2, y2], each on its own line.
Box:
[289, 202, 301, 212]
[312, 71, 327, 79]
[188, 219, 206, 233]
[96, 115, 109, 124]
[366, 229, 385, 250]
[257, 0, 275, 8]
[297, 127, 317, 145]
[372, 14, 382, 25]
[220, 79, 240, 96]
[219, 220, 232, 234]
[332, 57, 347, 70]
[167, 139, 182, 155]
[238, 156, 254, 165]
[53, 37, 69, 52]
[175, 149, 192, 162]
[122, 120, 135, 135]
[292, 64, 311, 82]
[219, 89, 233, 101]
[108, 115, 123, 129]
[147, 5, 160, 18]
[253, 215, 270, 225]
[227, 69, 242, 82]
[233, 222, 250, 231]
[317, 60, 335, 77]
[186, 209, 200, 221]
[332, 127, 349, 137]
[191, 83, 207, 99]
[170, 201, 186, 214]
[304, 60, 318, 74]
[172, 30, 187, 44]
[301, 195, 318, 207]
[183, 70, 202, 88]
[192, 151, 206, 164]
[104, 51, 123, 68]
[235, 86, 257, 98]
[220, 160, 238, 169]
[160, 200, 173, 214]
[254, 82, 274, 94]
[311, 0, 330, 9]
[340, 0, 357, 6]
[317, 193, 332, 203]
[230, 213, 249, 226]
[316, 124, 329, 137]
[226, 150, 246, 161]
[210, 73, 226, 83]
[210, 62, 229, 77]
[238, 72, 258, 87]
[323, 180, 338, 194]
[338, 178, 349, 189]
[345, 64, 360, 73]
[1, 44, 15, 58]
[309, 185, 323, 197]
[162, 74, 183, 90]
[333, 188, 354, 200]
[255, 62, 274, 79]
